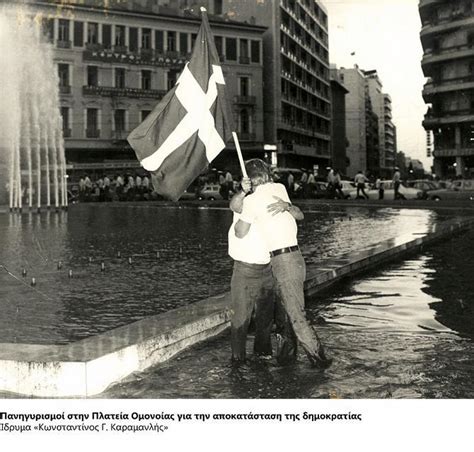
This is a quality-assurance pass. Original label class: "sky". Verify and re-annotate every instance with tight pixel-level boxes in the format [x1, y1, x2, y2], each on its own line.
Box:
[322, 0, 431, 169]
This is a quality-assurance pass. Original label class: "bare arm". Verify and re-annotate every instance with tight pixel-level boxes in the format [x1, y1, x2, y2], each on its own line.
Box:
[234, 219, 251, 238]
[229, 177, 252, 214]
[267, 196, 304, 221]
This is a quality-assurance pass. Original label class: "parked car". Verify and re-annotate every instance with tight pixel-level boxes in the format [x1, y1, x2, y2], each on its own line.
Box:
[427, 179, 474, 201]
[178, 189, 198, 201]
[347, 180, 423, 200]
[197, 183, 223, 200]
[339, 180, 355, 199]
[406, 180, 439, 199]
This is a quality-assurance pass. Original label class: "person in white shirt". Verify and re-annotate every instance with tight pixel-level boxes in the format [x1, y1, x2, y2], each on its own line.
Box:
[229, 176, 305, 364]
[228, 180, 274, 362]
[235, 159, 332, 368]
[354, 170, 369, 199]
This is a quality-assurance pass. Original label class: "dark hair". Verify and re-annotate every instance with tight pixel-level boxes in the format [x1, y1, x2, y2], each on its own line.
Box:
[245, 159, 271, 187]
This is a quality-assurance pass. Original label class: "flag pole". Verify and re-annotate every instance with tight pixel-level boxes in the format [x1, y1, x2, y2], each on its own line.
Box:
[232, 131, 248, 178]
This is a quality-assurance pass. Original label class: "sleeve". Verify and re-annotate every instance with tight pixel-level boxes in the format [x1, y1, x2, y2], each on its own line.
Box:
[239, 195, 258, 224]
[275, 183, 291, 203]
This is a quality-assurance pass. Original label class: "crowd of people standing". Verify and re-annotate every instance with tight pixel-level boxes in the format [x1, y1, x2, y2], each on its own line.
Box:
[77, 173, 152, 202]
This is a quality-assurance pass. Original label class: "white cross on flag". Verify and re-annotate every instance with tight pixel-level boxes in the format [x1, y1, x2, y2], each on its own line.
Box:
[127, 9, 233, 201]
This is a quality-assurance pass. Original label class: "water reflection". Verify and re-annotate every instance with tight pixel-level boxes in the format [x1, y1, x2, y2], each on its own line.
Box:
[101, 230, 474, 399]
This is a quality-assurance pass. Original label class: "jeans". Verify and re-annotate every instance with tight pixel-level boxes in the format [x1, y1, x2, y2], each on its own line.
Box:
[230, 260, 274, 361]
[271, 250, 329, 366]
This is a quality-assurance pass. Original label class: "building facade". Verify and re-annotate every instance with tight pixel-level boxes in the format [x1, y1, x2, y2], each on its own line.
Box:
[420, 0, 474, 178]
[20, 0, 266, 178]
[189, 0, 331, 171]
[364, 70, 396, 177]
[338, 66, 367, 178]
[330, 68, 348, 174]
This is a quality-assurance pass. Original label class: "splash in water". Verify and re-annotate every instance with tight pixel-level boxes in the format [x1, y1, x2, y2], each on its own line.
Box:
[0, 6, 67, 211]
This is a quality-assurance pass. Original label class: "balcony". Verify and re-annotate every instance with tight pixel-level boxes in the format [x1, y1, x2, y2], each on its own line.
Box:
[433, 147, 474, 158]
[279, 119, 330, 141]
[113, 45, 128, 53]
[85, 43, 103, 51]
[420, 15, 474, 39]
[423, 74, 474, 100]
[83, 85, 167, 99]
[83, 49, 188, 68]
[423, 107, 474, 128]
[57, 40, 71, 49]
[59, 85, 71, 94]
[86, 129, 100, 138]
[421, 44, 474, 71]
[234, 95, 256, 105]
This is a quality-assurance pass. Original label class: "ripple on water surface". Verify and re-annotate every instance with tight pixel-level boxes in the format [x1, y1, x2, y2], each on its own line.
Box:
[0, 205, 440, 344]
[101, 229, 474, 399]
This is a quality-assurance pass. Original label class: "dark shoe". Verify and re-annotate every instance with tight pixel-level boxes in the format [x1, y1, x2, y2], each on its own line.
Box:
[275, 333, 298, 366]
[308, 348, 333, 369]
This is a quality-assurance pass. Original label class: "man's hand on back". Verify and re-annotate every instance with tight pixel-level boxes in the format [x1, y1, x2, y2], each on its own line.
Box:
[267, 196, 291, 216]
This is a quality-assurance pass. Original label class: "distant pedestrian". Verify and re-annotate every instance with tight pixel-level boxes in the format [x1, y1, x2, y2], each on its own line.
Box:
[393, 167, 405, 200]
[287, 172, 295, 195]
[354, 170, 369, 199]
[307, 172, 316, 198]
[334, 170, 345, 199]
[375, 177, 384, 200]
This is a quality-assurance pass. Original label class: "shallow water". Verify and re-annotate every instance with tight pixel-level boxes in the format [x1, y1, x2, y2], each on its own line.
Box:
[100, 229, 474, 399]
[0, 204, 445, 344]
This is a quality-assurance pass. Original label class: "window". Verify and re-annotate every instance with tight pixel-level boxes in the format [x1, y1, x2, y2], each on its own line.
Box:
[58, 19, 69, 42]
[180, 33, 189, 54]
[58, 64, 69, 87]
[86, 22, 98, 44]
[240, 39, 249, 58]
[114, 110, 126, 132]
[102, 24, 111, 49]
[142, 28, 152, 50]
[115, 25, 126, 47]
[239, 77, 249, 96]
[87, 66, 98, 86]
[86, 108, 98, 132]
[239, 39, 249, 63]
[141, 110, 151, 121]
[129, 27, 138, 52]
[115, 68, 125, 88]
[239, 109, 250, 134]
[226, 38, 237, 60]
[155, 30, 164, 53]
[61, 107, 69, 131]
[42, 18, 54, 43]
[73, 21, 83, 47]
[251, 40, 260, 63]
[167, 70, 179, 90]
[141, 70, 151, 90]
[214, 0, 223, 15]
[215, 36, 223, 56]
[167, 31, 176, 52]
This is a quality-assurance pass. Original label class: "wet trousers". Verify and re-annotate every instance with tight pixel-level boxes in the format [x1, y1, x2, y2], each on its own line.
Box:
[270, 250, 327, 366]
[230, 260, 274, 361]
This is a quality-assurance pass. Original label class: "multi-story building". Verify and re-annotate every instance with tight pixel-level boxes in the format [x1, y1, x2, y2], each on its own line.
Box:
[420, 0, 474, 178]
[338, 66, 367, 177]
[330, 67, 348, 174]
[365, 93, 380, 177]
[19, 0, 266, 178]
[364, 70, 397, 176]
[189, 0, 331, 170]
